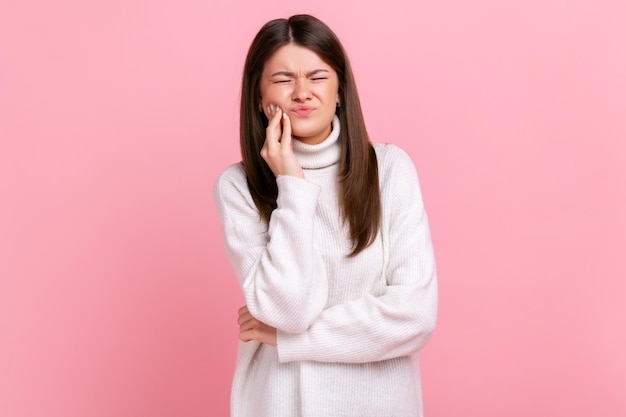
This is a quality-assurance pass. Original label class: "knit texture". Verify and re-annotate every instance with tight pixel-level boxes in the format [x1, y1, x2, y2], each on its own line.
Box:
[214, 116, 438, 417]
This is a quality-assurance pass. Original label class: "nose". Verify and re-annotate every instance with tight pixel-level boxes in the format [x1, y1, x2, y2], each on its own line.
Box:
[291, 79, 311, 102]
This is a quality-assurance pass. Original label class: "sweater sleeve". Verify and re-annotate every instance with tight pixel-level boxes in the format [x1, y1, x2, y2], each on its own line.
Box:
[214, 165, 328, 334]
[276, 146, 438, 363]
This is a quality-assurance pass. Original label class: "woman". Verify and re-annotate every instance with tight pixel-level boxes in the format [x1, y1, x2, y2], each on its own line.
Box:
[214, 14, 438, 417]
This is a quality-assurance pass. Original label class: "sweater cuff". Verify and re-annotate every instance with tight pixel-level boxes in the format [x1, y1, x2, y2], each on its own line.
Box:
[276, 328, 311, 363]
[276, 175, 320, 214]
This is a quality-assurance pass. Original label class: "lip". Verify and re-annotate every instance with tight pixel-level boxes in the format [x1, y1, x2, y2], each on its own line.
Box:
[292, 106, 315, 117]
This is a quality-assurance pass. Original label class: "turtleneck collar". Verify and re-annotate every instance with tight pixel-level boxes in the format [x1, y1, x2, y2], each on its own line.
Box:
[292, 115, 341, 170]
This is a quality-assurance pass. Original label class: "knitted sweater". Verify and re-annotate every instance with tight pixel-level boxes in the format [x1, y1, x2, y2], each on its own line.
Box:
[214, 117, 438, 417]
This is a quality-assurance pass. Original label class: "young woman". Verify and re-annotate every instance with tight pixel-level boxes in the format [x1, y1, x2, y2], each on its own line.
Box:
[214, 14, 438, 417]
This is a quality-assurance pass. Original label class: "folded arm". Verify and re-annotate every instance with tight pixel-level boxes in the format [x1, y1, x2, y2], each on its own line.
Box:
[215, 167, 328, 334]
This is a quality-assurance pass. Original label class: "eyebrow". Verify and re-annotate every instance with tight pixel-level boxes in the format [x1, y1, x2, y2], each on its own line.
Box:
[270, 69, 330, 77]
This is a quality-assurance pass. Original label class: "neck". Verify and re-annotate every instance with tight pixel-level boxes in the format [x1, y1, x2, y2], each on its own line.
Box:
[292, 115, 341, 170]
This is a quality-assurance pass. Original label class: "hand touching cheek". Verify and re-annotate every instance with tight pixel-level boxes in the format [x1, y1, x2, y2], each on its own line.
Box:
[260, 104, 304, 179]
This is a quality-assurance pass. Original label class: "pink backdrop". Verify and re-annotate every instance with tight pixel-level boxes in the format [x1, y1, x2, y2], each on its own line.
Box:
[2, 1, 625, 416]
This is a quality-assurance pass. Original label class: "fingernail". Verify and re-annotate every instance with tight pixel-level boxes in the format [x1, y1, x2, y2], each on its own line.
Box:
[283, 112, 288, 119]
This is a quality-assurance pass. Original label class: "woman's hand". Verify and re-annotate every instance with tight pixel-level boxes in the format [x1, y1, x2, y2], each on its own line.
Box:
[238, 306, 277, 346]
[260, 105, 304, 179]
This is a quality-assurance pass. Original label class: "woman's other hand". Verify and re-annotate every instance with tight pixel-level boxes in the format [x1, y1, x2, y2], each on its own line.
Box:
[260, 105, 304, 179]
[237, 306, 277, 346]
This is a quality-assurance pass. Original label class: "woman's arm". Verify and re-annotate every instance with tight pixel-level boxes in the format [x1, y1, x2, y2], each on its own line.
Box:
[215, 108, 328, 334]
[214, 170, 328, 335]
[275, 145, 438, 363]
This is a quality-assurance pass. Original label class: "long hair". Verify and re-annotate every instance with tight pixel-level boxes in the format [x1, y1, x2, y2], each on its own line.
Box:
[240, 14, 381, 256]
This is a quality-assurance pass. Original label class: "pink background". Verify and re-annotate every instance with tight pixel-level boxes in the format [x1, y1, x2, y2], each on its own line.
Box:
[2, 1, 625, 416]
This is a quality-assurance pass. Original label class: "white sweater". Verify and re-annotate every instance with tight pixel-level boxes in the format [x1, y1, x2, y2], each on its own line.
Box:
[214, 117, 438, 417]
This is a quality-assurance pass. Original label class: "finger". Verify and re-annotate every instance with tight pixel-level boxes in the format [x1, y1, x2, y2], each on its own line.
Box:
[239, 319, 254, 332]
[237, 311, 254, 326]
[262, 104, 272, 120]
[265, 105, 283, 150]
[239, 328, 251, 342]
[237, 306, 252, 323]
[280, 112, 292, 148]
[239, 328, 256, 342]
[239, 317, 264, 334]
[239, 322, 265, 341]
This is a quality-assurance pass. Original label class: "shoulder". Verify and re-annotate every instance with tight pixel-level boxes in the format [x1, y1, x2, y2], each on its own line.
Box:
[372, 142, 419, 180]
[213, 162, 250, 204]
[372, 143, 425, 207]
[215, 162, 246, 185]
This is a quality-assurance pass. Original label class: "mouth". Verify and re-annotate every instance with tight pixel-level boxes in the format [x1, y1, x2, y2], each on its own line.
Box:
[292, 106, 315, 117]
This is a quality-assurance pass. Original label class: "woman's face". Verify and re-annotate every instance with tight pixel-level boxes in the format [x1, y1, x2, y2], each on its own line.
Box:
[260, 43, 340, 145]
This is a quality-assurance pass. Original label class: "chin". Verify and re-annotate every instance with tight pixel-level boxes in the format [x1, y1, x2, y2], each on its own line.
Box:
[292, 129, 322, 141]
[290, 126, 316, 139]
[291, 120, 331, 139]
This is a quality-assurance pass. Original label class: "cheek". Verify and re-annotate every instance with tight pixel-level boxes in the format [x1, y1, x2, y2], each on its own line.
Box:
[319, 83, 339, 104]
[261, 87, 291, 106]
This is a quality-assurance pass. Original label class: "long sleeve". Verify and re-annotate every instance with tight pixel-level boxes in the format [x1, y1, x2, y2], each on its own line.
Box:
[276, 145, 438, 363]
[214, 165, 328, 333]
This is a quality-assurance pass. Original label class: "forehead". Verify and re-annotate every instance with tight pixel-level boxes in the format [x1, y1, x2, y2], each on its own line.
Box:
[263, 43, 334, 74]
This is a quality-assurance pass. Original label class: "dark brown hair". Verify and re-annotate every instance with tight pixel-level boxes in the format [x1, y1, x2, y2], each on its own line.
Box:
[240, 14, 380, 256]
